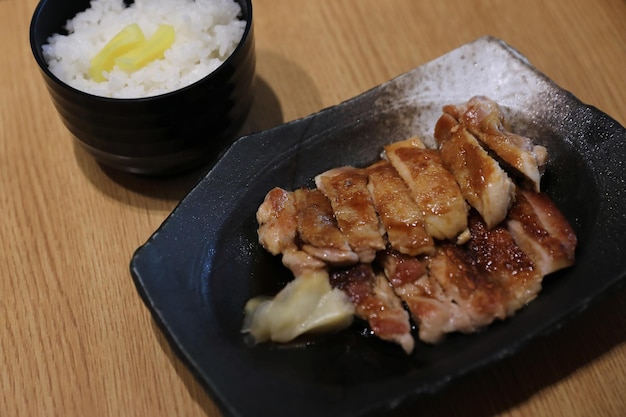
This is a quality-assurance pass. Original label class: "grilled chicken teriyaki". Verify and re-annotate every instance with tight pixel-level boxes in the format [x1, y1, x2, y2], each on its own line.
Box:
[245, 96, 576, 354]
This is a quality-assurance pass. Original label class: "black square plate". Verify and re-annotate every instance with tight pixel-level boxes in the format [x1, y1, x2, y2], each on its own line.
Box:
[130, 37, 626, 417]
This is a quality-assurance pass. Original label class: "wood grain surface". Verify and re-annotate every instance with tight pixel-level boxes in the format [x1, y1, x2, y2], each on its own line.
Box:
[2, 0, 625, 416]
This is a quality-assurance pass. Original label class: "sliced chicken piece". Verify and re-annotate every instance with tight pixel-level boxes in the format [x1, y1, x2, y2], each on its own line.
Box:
[433, 112, 460, 144]
[330, 263, 415, 353]
[465, 212, 543, 313]
[378, 250, 473, 343]
[385, 137, 469, 243]
[253, 101, 577, 351]
[294, 188, 359, 267]
[428, 242, 509, 331]
[281, 248, 326, 277]
[437, 126, 516, 229]
[365, 160, 435, 256]
[257, 188, 332, 275]
[441, 96, 547, 192]
[257, 187, 298, 255]
[506, 189, 577, 276]
[315, 167, 386, 263]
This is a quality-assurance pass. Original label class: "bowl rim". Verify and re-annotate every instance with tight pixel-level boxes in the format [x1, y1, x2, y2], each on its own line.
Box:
[29, 0, 254, 102]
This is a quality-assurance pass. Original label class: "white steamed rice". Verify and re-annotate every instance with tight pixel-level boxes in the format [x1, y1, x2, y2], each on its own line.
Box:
[42, 0, 246, 98]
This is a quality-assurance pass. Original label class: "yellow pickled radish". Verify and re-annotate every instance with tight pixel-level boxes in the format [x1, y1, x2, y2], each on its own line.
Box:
[89, 23, 145, 82]
[114, 24, 175, 72]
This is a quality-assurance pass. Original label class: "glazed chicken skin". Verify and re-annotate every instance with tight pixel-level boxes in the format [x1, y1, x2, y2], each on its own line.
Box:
[315, 167, 386, 263]
[365, 160, 435, 257]
[507, 188, 577, 277]
[294, 188, 359, 267]
[256, 187, 326, 276]
[437, 126, 516, 229]
[379, 212, 537, 344]
[435, 95, 548, 192]
[249, 96, 577, 353]
[378, 250, 474, 343]
[330, 263, 415, 354]
[256, 187, 298, 256]
[384, 137, 470, 243]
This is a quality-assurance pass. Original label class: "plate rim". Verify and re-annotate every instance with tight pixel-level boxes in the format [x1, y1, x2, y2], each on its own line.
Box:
[130, 35, 626, 417]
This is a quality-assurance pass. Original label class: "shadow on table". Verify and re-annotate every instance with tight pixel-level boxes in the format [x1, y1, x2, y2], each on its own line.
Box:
[74, 49, 327, 208]
[73, 74, 287, 205]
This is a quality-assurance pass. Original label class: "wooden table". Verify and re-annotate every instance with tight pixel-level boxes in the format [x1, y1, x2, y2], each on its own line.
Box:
[2, 0, 625, 416]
